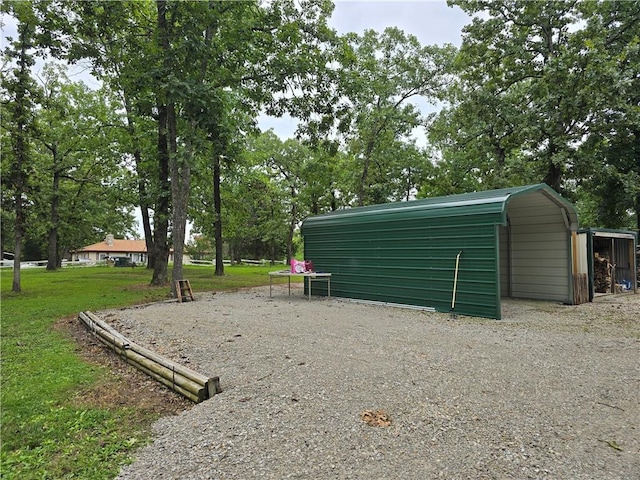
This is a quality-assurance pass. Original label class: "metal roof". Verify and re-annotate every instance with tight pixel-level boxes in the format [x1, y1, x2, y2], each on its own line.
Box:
[302, 184, 578, 230]
[578, 228, 638, 240]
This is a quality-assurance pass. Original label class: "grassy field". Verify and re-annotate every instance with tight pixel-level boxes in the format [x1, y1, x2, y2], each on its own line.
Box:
[0, 264, 289, 479]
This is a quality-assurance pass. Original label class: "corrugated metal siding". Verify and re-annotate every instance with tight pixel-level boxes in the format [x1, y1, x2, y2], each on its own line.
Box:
[574, 233, 589, 275]
[506, 192, 571, 302]
[499, 225, 510, 297]
[303, 207, 503, 319]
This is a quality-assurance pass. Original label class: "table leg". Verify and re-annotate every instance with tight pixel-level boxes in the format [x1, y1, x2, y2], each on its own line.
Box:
[328, 277, 330, 299]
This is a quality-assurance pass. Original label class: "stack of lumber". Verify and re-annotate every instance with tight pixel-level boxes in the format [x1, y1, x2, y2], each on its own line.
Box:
[78, 311, 220, 403]
[594, 253, 612, 293]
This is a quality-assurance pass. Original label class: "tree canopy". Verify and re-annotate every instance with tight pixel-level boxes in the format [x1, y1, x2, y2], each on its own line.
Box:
[430, 0, 639, 229]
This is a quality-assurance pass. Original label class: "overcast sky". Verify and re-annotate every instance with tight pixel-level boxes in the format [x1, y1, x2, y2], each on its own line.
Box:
[330, 0, 468, 47]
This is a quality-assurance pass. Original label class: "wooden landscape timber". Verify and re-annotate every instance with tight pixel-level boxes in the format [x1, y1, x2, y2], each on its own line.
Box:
[78, 311, 221, 402]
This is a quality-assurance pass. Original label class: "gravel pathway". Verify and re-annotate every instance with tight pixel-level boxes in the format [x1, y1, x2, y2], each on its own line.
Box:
[105, 285, 640, 479]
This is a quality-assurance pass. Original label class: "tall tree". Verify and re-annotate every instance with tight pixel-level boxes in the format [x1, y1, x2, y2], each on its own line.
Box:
[150, 0, 174, 286]
[41, 0, 172, 280]
[57, 0, 338, 282]
[31, 65, 131, 269]
[437, 0, 589, 193]
[428, 81, 536, 195]
[316, 27, 454, 206]
[434, 0, 639, 229]
[1, 1, 41, 291]
[247, 132, 316, 263]
[188, 0, 337, 275]
[573, 0, 640, 229]
[65, 0, 159, 267]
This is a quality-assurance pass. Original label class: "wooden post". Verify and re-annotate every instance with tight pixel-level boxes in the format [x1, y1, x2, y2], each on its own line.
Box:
[573, 273, 588, 305]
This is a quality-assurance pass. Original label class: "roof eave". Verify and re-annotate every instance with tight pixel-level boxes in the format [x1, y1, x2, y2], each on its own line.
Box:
[506, 184, 579, 231]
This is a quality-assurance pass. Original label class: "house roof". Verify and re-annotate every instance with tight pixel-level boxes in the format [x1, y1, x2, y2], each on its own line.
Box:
[78, 239, 147, 253]
[301, 183, 579, 231]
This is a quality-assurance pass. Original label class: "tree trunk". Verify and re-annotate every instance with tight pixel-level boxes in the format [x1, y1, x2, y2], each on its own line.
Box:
[150, 101, 170, 285]
[12, 229, 22, 293]
[358, 118, 389, 206]
[544, 140, 562, 193]
[9, 18, 34, 293]
[544, 161, 562, 193]
[359, 129, 380, 206]
[139, 180, 154, 270]
[123, 92, 154, 269]
[358, 151, 371, 207]
[286, 194, 297, 265]
[213, 153, 224, 276]
[11, 115, 25, 290]
[47, 165, 60, 270]
[169, 11, 213, 288]
[150, 0, 172, 286]
[170, 111, 190, 296]
[636, 192, 640, 233]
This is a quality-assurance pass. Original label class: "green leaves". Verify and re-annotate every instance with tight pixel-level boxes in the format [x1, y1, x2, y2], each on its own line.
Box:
[432, 0, 640, 229]
[319, 27, 454, 206]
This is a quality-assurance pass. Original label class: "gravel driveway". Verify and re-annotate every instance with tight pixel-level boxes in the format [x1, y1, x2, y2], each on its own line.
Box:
[105, 285, 640, 479]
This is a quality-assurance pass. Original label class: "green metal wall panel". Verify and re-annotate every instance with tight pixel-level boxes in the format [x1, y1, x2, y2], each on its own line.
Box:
[303, 214, 502, 319]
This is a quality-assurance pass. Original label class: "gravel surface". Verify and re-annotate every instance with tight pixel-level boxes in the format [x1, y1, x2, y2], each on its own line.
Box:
[105, 285, 640, 479]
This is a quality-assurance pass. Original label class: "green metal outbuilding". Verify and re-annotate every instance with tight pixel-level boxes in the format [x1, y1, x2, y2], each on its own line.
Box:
[300, 184, 580, 319]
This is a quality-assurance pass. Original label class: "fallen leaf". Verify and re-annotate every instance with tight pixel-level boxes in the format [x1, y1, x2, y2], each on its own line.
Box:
[361, 409, 392, 427]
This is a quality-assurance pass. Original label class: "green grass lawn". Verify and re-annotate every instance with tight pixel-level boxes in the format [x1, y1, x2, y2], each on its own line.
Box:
[0, 264, 289, 479]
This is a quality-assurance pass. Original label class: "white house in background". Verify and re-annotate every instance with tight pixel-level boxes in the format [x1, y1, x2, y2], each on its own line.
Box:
[72, 234, 185, 264]
[73, 234, 147, 264]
